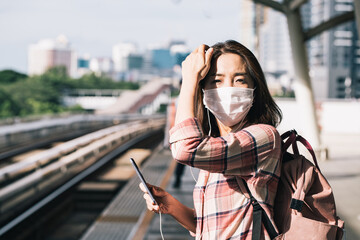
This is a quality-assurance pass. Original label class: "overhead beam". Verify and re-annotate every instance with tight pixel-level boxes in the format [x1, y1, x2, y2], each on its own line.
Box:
[304, 11, 355, 41]
[289, 0, 309, 11]
[250, 0, 323, 156]
[252, 0, 285, 13]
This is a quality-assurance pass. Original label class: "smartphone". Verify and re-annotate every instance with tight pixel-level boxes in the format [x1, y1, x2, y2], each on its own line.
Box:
[129, 158, 157, 204]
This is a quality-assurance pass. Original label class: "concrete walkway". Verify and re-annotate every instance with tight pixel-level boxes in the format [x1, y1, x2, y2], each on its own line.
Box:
[320, 133, 360, 240]
[144, 165, 197, 240]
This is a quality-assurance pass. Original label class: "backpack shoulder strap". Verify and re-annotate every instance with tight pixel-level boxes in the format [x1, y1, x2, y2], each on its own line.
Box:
[281, 130, 321, 172]
[296, 135, 321, 171]
[241, 179, 279, 240]
[281, 129, 297, 152]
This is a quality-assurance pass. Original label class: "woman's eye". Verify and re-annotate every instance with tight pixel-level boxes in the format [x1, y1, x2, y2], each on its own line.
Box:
[235, 79, 245, 83]
[213, 79, 221, 83]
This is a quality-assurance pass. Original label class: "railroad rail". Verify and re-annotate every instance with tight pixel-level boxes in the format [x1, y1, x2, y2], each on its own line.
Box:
[0, 117, 166, 239]
[0, 113, 165, 160]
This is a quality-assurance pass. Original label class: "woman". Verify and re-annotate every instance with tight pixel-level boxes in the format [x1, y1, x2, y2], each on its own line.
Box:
[140, 40, 282, 239]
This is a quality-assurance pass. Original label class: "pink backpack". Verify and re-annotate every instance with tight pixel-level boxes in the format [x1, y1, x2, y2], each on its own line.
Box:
[245, 130, 345, 240]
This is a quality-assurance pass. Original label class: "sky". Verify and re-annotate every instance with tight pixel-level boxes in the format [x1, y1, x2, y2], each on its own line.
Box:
[0, 0, 241, 73]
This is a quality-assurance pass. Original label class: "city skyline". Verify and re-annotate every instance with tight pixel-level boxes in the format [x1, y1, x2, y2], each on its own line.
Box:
[0, 0, 241, 73]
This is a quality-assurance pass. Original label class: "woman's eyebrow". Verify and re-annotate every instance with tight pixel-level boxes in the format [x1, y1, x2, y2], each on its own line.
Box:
[210, 72, 247, 77]
[235, 72, 247, 76]
[209, 73, 223, 77]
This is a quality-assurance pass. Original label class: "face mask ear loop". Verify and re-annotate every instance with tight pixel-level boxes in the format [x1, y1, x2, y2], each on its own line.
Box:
[206, 108, 212, 136]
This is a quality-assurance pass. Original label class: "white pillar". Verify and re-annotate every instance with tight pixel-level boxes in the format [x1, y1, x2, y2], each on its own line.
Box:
[286, 8, 324, 157]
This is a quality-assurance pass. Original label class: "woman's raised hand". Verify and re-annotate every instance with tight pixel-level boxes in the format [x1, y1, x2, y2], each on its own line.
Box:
[175, 44, 213, 124]
[139, 182, 173, 214]
[181, 44, 213, 87]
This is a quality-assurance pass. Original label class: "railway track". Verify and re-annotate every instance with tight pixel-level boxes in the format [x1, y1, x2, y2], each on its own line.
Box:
[0, 114, 165, 162]
[0, 118, 165, 240]
[0, 126, 107, 163]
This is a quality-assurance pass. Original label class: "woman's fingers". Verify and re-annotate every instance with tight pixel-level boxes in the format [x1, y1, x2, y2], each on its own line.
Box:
[139, 182, 148, 193]
[205, 47, 213, 65]
[194, 44, 207, 53]
[197, 44, 207, 53]
[144, 198, 159, 212]
[193, 44, 209, 56]
[139, 182, 164, 197]
[139, 183, 173, 214]
[143, 191, 160, 212]
[143, 192, 157, 206]
[197, 47, 213, 80]
[140, 183, 162, 212]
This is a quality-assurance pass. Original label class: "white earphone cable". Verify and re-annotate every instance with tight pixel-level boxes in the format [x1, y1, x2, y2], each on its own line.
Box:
[189, 166, 205, 240]
[206, 108, 212, 136]
[159, 209, 165, 240]
[156, 166, 200, 240]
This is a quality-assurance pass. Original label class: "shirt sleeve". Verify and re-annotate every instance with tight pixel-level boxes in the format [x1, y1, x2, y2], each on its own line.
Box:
[169, 118, 281, 177]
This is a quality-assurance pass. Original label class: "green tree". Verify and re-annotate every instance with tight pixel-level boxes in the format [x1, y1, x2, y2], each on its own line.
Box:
[40, 66, 73, 90]
[0, 66, 140, 117]
[71, 73, 139, 90]
[0, 88, 20, 117]
[2, 67, 66, 116]
[0, 69, 27, 84]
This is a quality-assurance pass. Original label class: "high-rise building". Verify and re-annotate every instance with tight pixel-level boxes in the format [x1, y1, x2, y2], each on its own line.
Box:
[239, 2, 268, 56]
[111, 40, 189, 80]
[28, 35, 75, 76]
[258, 6, 294, 95]
[127, 54, 144, 70]
[169, 42, 190, 66]
[306, 0, 360, 99]
[76, 54, 91, 77]
[240, 1, 359, 99]
[89, 57, 114, 77]
[112, 42, 144, 81]
[239, 1, 256, 53]
[151, 48, 174, 69]
[112, 42, 138, 72]
[239, 2, 293, 95]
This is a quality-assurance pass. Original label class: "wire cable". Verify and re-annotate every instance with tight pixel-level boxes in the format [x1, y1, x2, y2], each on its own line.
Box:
[206, 108, 212, 136]
[159, 209, 165, 240]
[190, 166, 204, 240]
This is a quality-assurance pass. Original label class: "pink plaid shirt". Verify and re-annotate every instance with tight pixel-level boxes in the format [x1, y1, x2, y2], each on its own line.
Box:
[169, 118, 281, 239]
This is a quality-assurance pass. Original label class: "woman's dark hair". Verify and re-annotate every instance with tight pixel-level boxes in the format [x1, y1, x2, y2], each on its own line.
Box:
[196, 40, 282, 136]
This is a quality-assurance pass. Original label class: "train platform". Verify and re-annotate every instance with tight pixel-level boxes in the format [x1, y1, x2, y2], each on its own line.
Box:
[319, 133, 360, 240]
[142, 161, 196, 240]
[81, 132, 360, 240]
[80, 144, 183, 240]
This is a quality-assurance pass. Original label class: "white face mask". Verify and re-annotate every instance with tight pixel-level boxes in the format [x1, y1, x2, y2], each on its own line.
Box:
[203, 87, 254, 127]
